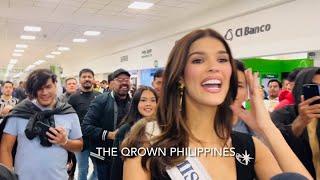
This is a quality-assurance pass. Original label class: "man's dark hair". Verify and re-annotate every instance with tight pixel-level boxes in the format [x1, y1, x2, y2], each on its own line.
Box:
[153, 69, 164, 81]
[108, 73, 114, 84]
[79, 68, 94, 77]
[4, 81, 14, 86]
[101, 80, 107, 84]
[268, 79, 282, 89]
[234, 59, 246, 72]
[25, 69, 57, 99]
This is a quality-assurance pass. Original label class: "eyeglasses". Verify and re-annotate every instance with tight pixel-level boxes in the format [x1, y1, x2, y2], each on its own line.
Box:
[115, 78, 130, 83]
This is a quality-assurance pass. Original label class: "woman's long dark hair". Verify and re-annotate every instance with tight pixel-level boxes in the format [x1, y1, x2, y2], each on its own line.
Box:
[119, 86, 158, 127]
[122, 29, 238, 178]
[292, 67, 320, 106]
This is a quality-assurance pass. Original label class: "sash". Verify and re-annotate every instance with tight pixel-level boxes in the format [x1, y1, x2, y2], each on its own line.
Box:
[145, 121, 255, 180]
[166, 156, 212, 180]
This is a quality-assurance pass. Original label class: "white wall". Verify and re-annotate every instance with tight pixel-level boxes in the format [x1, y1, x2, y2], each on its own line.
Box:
[63, 0, 320, 76]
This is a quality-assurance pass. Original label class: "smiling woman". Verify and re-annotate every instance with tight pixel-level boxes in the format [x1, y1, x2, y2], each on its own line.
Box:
[121, 29, 312, 180]
[110, 86, 158, 180]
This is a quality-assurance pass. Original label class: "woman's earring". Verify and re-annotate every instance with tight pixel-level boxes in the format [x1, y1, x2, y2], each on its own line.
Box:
[179, 83, 184, 111]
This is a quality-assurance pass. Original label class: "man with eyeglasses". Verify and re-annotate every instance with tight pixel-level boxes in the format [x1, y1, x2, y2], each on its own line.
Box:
[82, 68, 131, 180]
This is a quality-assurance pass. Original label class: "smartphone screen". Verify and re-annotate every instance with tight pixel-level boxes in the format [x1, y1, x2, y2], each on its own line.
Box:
[302, 84, 320, 104]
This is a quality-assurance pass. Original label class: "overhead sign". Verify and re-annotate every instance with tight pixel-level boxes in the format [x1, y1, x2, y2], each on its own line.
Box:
[141, 49, 152, 58]
[224, 24, 271, 41]
[120, 55, 128, 62]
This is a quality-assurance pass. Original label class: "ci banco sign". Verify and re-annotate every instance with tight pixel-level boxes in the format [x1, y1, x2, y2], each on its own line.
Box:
[224, 24, 271, 41]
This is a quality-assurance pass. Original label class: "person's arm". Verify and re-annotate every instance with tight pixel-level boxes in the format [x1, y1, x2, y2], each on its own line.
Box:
[234, 70, 312, 179]
[0, 105, 13, 117]
[47, 127, 83, 152]
[123, 156, 150, 180]
[291, 116, 308, 137]
[63, 138, 83, 152]
[0, 117, 19, 170]
[257, 123, 312, 179]
[82, 94, 117, 141]
[253, 137, 282, 179]
[291, 96, 320, 137]
[0, 133, 16, 170]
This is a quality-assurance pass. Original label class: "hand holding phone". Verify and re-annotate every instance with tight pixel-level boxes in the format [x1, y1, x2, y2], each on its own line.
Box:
[35, 121, 51, 136]
[302, 84, 320, 105]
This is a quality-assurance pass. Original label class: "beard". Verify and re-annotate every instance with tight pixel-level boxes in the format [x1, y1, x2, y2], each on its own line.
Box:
[82, 81, 92, 89]
[117, 84, 129, 96]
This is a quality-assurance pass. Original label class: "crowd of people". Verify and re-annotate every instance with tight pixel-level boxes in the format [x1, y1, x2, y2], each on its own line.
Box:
[0, 28, 318, 180]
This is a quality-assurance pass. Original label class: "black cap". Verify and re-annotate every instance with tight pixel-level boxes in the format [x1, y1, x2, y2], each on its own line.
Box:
[112, 68, 130, 79]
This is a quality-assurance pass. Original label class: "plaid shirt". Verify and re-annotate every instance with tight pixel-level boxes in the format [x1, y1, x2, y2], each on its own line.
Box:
[0, 96, 19, 116]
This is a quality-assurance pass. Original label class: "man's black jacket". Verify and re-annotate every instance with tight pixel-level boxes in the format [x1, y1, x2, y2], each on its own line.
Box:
[82, 91, 130, 163]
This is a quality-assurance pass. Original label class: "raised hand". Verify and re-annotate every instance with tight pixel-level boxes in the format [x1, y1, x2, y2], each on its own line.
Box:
[291, 95, 320, 136]
[231, 69, 274, 135]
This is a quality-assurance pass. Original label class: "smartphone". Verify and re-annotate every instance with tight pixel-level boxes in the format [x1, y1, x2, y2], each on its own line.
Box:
[302, 84, 320, 105]
[35, 121, 51, 135]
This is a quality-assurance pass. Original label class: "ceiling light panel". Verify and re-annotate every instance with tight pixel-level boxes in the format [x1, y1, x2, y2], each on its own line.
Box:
[57, 47, 70, 51]
[73, 38, 87, 43]
[51, 51, 62, 55]
[20, 35, 36, 40]
[12, 53, 22, 57]
[84, 31, 101, 36]
[128, 2, 154, 9]
[34, 60, 45, 65]
[14, 49, 25, 53]
[16, 44, 28, 48]
[46, 55, 55, 59]
[24, 26, 42, 32]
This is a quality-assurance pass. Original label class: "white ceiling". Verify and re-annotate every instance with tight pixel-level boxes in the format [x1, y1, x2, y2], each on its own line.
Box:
[0, 0, 231, 80]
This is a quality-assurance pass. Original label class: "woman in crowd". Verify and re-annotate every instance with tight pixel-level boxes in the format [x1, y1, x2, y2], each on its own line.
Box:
[271, 67, 320, 179]
[121, 29, 311, 179]
[232, 59, 254, 135]
[110, 86, 158, 180]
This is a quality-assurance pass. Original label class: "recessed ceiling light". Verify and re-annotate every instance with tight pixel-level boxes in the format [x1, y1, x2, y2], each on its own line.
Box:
[14, 49, 25, 53]
[24, 26, 42, 32]
[84, 31, 101, 36]
[51, 51, 61, 55]
[46, 55, 55, 59]
[9, 59, 18, 64]
[58, 46, 70, 51]
[73, 38, 87, 43]
[34, 60, 45, 65]
[128, 1, 154, 9]
[12, 53, 22, 57]
[16, 44, 28, 48]
[20, 35, 36, 40]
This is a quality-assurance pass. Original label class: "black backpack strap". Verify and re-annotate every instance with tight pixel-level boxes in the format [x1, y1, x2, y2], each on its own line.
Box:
[231, 131, 256, 180]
